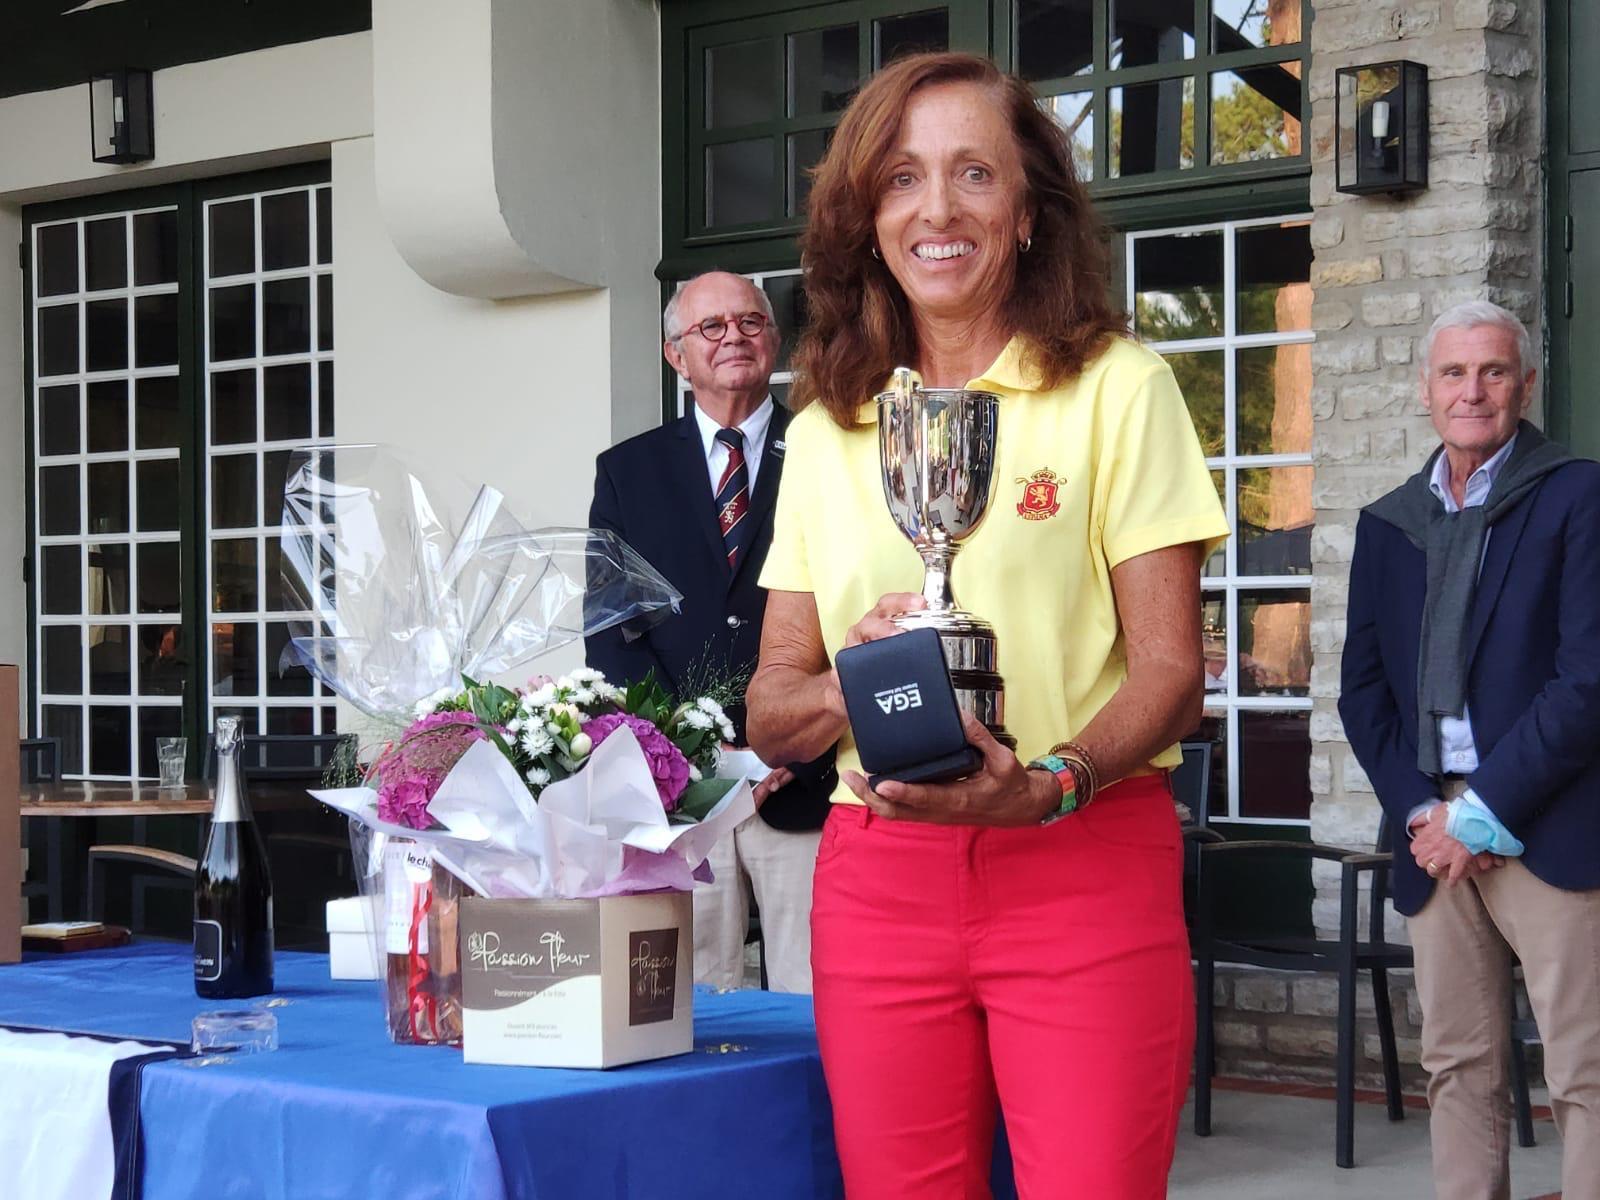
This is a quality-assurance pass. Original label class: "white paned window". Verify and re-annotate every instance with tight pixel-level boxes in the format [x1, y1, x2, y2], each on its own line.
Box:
[203, 184, 338, 740]
[32, 207, 185, 780]
[674, 267, 804, 418]
[1127, 214, 1314, 824]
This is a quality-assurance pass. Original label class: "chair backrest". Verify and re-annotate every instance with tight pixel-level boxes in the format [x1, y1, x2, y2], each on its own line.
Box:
[204, 733, 353, 782]
[1173, 740, 1214, 832]
[19, 737, 62, 785]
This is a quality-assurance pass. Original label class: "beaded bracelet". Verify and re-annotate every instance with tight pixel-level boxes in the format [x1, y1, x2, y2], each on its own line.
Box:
[1048, 740, 1100, 808]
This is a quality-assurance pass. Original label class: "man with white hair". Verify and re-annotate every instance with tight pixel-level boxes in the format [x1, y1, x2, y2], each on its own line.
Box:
[1340, 300, 1600, 1199]
[585, 271, 834, 994]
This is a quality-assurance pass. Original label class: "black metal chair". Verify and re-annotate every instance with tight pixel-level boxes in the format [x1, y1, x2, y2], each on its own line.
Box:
[1192, 821, 1412, 1169]
[20, 737, 62, 921]
[1175, 740, 1225, 917]
[1509, 977, 1541, 1148]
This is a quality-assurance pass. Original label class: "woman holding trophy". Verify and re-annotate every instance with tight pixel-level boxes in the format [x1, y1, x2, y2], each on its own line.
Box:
[746, 51, 1228, 1198]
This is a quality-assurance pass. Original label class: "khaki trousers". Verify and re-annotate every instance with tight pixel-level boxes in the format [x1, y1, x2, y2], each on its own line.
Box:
[1410, 850, 1600, 1200]
[692, 813, 822, 995]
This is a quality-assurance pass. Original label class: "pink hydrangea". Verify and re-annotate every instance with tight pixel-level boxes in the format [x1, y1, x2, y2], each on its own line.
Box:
[375, 710, 489, 829]
[582, 712, 691, 811]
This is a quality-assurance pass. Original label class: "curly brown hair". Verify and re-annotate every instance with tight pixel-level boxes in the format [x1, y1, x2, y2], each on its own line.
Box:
[793, 52, 1127, 428]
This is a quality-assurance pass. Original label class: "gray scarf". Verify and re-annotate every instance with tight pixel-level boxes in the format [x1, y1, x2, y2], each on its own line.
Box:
[1364, 420, 1574, 774]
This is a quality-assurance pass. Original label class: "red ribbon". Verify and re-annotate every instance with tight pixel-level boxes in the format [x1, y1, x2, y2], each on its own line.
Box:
[406, 879, 437, 1040]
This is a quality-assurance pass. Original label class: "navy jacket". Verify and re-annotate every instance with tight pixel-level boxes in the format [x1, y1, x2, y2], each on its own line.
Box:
[1339, 458, 1600, 915]
[584, 406, 835, 831]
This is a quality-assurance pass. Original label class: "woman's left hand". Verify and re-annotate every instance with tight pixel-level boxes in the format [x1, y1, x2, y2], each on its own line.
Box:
[841, 712, 1059, 826]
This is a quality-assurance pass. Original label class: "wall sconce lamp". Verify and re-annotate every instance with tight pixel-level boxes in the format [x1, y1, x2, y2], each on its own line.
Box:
[1335, 60, 1427, 196]
[90, 68, 155, 165]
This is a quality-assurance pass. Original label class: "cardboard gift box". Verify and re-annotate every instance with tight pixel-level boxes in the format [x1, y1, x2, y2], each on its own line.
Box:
[325, 896, 382, 981]
[459, 891, 693, 1069]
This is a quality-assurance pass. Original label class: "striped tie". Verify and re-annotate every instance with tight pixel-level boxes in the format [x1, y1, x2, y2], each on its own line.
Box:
[714, 427, 750, 569]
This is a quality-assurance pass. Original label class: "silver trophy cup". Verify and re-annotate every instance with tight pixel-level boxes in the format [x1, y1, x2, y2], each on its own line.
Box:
[877, 367, 1014, 749]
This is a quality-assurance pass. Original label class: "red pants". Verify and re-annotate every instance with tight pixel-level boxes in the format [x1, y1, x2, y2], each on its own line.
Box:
[810, 775, 1193, 1199]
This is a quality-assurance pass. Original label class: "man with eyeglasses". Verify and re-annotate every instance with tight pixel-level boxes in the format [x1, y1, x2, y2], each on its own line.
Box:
[585, 271, 835, 994]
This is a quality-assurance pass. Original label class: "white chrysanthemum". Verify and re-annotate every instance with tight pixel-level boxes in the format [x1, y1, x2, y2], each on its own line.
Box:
[571, 687, 595, 706]
[526, 684, 556, 708]
[596, 682, 624, 703]
[412, 685, 455, 719]
[555, 675, 575, 692]
[525, 766, 551, 787]
[696, 696, 724, 716]
[521, 728, 554, 757]
[570, 666, 603, 684]
[683, 709, 713, 731]
[716, 716, 736, 741]
[506, 717, 524, 734]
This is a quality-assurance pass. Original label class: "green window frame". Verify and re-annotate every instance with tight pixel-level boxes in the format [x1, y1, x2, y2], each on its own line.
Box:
[662, 0, 990, 277]
[661, 0, 1312, 275]
[1007, 0, 1310, 203]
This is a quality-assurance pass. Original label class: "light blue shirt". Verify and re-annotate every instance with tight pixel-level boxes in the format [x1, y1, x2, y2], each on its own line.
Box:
[1409, 436, 1525, 856]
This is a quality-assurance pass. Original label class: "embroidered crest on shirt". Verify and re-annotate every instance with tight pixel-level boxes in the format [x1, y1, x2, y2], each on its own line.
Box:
[1015, 469, 1063, 520]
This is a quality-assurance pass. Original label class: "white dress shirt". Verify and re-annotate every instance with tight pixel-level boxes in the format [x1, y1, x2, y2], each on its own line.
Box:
[692, 396, 774, 497]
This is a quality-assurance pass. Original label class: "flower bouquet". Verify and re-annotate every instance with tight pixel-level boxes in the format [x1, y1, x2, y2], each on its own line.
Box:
[323, 669, 750, 1045]
[276, 446, 755, 1046]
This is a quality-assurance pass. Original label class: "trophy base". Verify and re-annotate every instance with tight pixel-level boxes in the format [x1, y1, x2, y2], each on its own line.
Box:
[892, 610, 1016, 751]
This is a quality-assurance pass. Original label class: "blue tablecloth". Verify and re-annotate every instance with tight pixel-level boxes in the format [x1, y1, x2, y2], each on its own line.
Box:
[0, 943, 841, 1200]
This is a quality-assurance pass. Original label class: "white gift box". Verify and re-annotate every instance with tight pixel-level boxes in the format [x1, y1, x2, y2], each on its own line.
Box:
[325, 895, 382, 980]
[459, 892, 693, 1069]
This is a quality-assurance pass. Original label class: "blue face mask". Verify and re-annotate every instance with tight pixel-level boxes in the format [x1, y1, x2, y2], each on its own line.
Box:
[1445, 795, 1525, 857]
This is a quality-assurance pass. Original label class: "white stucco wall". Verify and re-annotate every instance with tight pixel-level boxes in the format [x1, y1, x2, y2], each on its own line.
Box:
[0, 204, 23, 710]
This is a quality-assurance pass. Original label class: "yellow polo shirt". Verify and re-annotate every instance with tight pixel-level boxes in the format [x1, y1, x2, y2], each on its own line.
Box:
[759, 335, 1229, 804]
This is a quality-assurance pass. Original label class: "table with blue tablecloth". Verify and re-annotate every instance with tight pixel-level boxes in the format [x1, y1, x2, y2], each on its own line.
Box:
[0, 942, 842, 1200]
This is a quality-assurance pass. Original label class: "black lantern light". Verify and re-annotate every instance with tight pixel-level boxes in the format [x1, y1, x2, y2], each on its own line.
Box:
[90, 68, 155, 165]
[1335, 60, 1427, 196]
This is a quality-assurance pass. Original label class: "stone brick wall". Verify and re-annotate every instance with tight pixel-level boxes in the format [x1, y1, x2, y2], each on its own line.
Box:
[1207, 965, 1542, 1092]
[1304, 0, 1545, 936]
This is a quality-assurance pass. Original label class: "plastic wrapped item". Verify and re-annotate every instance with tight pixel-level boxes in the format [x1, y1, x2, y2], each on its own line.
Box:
[275, 444, 682, 719]
[273, 447, 755, 1046]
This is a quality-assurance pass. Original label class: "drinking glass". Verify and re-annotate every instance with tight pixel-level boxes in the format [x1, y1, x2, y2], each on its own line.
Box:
[157, 736, 187, 788]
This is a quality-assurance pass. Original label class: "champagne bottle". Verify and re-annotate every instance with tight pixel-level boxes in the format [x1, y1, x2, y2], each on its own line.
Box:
[194, 716, 275, 998]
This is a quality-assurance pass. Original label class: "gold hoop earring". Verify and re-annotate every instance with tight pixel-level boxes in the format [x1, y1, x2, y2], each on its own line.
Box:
[1019, 235, 1033, 253]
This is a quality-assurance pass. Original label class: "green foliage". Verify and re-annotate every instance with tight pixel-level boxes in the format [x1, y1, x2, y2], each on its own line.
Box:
[622, 671, 675, 725]
[673, 777, 738, 823]
[320, 734, 367, 789]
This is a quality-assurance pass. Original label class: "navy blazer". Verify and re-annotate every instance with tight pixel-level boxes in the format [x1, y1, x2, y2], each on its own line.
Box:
[584, 405, 835, 831]
[1339, 459, 1600, 915]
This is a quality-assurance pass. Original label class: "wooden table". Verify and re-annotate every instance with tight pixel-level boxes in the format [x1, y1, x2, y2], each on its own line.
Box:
[23, 780, 314, 817]
[22, 781, 319, 921]
[23, 782, 214, 818]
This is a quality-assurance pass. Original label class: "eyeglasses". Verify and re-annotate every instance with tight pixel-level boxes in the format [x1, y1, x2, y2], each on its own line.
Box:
[680, 312, 771, 343]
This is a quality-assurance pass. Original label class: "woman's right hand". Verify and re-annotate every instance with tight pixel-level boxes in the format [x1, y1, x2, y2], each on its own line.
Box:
[824, 592, 927, 718]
